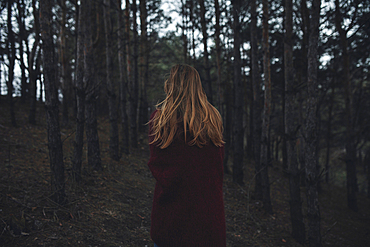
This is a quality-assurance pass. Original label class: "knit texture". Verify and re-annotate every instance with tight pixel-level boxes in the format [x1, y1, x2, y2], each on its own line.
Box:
[148, 110, 226, 247]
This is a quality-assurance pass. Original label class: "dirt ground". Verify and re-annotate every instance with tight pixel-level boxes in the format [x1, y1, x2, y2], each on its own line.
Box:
[1, 99, 369, 247]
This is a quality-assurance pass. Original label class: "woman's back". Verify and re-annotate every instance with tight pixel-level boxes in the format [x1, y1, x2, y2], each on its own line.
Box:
[148, 65, 226, 247]
[148, 112, 226, 247]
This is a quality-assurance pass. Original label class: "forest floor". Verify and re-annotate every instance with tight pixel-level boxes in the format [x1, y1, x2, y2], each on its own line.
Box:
[0, 98, 370, 247]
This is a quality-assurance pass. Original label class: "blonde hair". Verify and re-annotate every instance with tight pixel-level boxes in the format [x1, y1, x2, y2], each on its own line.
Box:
[150, 64, 224, 149]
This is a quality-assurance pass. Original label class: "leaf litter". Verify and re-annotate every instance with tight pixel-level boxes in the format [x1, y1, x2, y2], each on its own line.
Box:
[0, 98, 369, 246]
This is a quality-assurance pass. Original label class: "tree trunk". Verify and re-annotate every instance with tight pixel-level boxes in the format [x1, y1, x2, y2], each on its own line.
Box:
[232, 0, 244, 185]
[181, 0, 188, 64]
[334, 0, 358, 212]
[199, 0, 213, 103]
[247, 72, 254, 158]
[189, 0, 196, 63]
[284, 0, 305, 242]
[7, 0, 17, 127]
[138, 0, 149, 133]
[60, 0, 69, 127]
[104, 0, 120, 160]
[117, 0, 129, 154]
[132, 0, 139, 147]
[281, 72, 287, 171]
[260, 0, 272, 214]
[72, 1, 85, 183]
[298, 0, 309, 184]
[28, 0, 40, 124]
[223, 61, 233, 174]
[325, 82, 335, 183]
[40, 0, 66, 205]
[85, 0, 102, 171]
[214, 0, 222, 109]
[305, 0, 322, 245]
[16, 0, 28, 103]
[126, 0, 138, 148]
[251, 0, 263, 200]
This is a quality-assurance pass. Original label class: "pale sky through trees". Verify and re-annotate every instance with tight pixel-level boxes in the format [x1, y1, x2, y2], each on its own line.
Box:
[0, 1, 179, 98]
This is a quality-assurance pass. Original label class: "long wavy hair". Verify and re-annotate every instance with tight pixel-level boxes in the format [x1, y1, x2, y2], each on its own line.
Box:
[150, 64, 224, 149]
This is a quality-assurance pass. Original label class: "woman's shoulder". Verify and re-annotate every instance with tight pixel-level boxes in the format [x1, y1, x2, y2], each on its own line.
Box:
[149, 109, 162, 125]
[150, 109, 159, 119]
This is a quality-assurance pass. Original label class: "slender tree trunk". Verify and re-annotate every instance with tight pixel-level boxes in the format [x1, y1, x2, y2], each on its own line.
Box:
[16, 0, 28, 103]
[117, 0, 129, 154]
[126, 0, 138, 148]
[60, 0, 69, 127]
[247, 70, 254, 158]
[214, 0, 222, 109]
[260, 0, 272, 214]
[223, 51, 233, 174]
[199, 0, 213, 103]
[181, 0, 188, 64]
[325, 82, 335, 183]
[335, 0, 358, 212]
[223, 71, 233, 174]
[72, 1, 85, 183]
[298, 0, 309, 184]
[138, 0, 149, 133]
[132, 0, 139, 147]
[28, 56, 40, 123]
[85, 0, 102, 171]
[281, 73, 287, 171]
[232, 0, 244, 185]
[284, 0, 305, 242]
[189, 0, 196, 63]
[7, 0, 17, 127]
[28, 0, 40, 124]
[305, 0, 322, 245]
[104, 0, 120, 160]
[251, 0, 263, 200]
[40, 0, 66, 205]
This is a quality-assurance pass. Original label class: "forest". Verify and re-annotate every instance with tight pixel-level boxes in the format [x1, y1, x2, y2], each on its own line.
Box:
[0, 0, 369, 246]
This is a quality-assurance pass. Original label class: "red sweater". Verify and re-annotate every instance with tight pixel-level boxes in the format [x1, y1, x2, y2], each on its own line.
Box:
[148, 111, 226, 247]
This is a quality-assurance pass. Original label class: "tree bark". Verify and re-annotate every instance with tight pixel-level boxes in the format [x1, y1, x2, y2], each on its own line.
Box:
[138, 0, 149, 133]
[199, 0, 213, 104]
[189, 0, 196, 63]
[16, 0, 28, 103]
[28, 0, 41, 125]
[60, 0, 70, 127]
[181, 0, 188, 64]
[232, 0, 244, 185]
[284, 0, 305, 242]
[104, 0, 120, 160]
[40, 0, 66, 205]
[334, 0, 358, 212]
[214, 0, 222, 109]
[132, 0, 139, 147]
[7, 0, 17, 127]
[126, 0, 139, 148]
[85, 0, 102, 171]
[251, 0, 263, 200]
[72, 1, 85, 183]
[260, 0, 272, 214]
[117, 0, 130, 154]
[325, 82, 335, 183]
[305, 0, 322, 245]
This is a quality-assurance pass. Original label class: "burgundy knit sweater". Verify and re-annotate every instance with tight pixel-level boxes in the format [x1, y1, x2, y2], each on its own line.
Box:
[147, 111, 226, 247]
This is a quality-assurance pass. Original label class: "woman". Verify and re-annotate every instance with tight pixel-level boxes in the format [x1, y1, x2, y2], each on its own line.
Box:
[147, 64, 226, 247]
